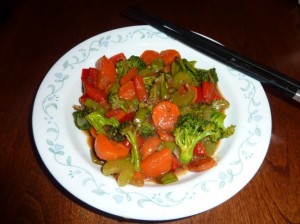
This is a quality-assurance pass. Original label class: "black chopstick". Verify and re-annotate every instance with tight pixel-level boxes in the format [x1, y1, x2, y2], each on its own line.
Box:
[123, 8, 300, 103]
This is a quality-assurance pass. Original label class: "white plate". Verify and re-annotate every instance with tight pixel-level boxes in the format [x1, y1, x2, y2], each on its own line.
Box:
[32, 25, 272, 221]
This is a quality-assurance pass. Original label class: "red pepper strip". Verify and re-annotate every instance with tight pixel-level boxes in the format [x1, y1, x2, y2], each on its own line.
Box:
[194, 86, 205, 103]
[88, 67, 98, 86]
[83, 82, 107, 103]
[81, 68, 90, 83]
[119, 112, 136, 123]
[202, 81, 222, 102]
[202, 81, 215, 102]
[109, 52, 126, 65]
[171, 155, 180, 171]
[133, 74, 148, 102]
[81, 67, 106, 103]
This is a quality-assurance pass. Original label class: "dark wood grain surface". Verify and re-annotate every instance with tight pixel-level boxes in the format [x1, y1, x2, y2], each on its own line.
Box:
[1, 0, 300, 223]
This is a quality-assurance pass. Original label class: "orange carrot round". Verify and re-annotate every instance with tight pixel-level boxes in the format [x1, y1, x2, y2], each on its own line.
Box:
[95, 133, 130, 161]
[140, 136, 162, 159]
[141, 148, 172, 177]
[152, 101, 180, 131]
[156, 129, 175, 142]
[159, 49, 181, 65]
[140, 50, 161, 66]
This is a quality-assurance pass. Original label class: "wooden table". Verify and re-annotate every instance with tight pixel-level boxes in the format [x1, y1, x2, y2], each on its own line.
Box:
[1, 0, 300, 223]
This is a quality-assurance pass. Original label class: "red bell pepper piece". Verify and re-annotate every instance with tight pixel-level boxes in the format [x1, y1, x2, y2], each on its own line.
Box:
[133, 74, 148, 102]
[109, 52, 126, 65]
[202, 81, 222, 102]
[193, 141, 207, 156]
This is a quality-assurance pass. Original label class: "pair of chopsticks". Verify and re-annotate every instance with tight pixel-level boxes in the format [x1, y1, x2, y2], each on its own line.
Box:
[123, 8, 300, 103]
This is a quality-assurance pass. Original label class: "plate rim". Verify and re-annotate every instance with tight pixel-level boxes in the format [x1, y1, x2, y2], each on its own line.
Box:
[31, 25, 272, 221]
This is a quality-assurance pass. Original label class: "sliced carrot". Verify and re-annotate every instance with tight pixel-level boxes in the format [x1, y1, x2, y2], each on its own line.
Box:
[133, 74, 148, 102]
[120, 67, 137, 85]
[141, 148, 172, 177]
[156, 129, 175, 142]
[159, 49, 181, 65]
[96, 55, 117, 91]
[140, 50, 160, 66]
[119, 80, 136, 100]
[140, 136, 162, 159]
[89, 127, 97, 139]
[152, 101, 180, 131]
[130, 171, 145, 187]
[94, 133, 130, 161]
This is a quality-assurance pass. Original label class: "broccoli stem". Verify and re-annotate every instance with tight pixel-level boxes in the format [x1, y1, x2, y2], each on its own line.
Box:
[131, 142, 141, 172]
[126, 131, 141, 171]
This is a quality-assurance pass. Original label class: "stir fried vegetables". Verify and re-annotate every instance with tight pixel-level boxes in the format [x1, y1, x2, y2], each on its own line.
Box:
[73, 49, 235, 187]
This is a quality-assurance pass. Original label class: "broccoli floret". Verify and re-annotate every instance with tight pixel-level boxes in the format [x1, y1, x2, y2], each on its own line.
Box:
[134, 107, 155, 137]
[196, 68, 218, 84]
[147, 82, 160, 105]
[72, 107, 91, 130]
[171, 58, 197, 80]
[102, 125, 125, 142]
[149, 58, 164, 73]
[143, 75, 157, 92]
[171, 57, 218, 84]
[209, 109, 235, 142]
[107, 82, 128, 112]
[85, 111, 119, 134]
[128, 55, 146, 71]
[116, 55, 147, 78]
[173, 113, 216, 165]
[107, 92, 128, 112]
[119, 122, 141, 171]
[116, 59, 128, 78]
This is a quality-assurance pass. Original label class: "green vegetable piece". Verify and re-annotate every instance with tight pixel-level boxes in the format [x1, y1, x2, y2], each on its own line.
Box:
[173, 113, 217, 165]
[85, 111, 119, 134]
[119, 122, 141, 171]
[147, 82, 160, 105]
[72, 108, 91, 130]
[196, 68, 218, 84]
[102, 125, 125, 142]
[102, 159, 135, 187]
[212, 99, 230, 111]
[159, 141, 178, 152]
[172, 72, 196, 89]
[134, 107, 155, 137]
[150, 58, 164, 73]
[202, 137, 217, 156]
[160, 73, 170, 100]
[116, 55, 147, 79]
[157, 172, 178, 184]
[107, 82, 128, 112]
[170, 90, 195, 107]
[143, 75, 157, 92]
